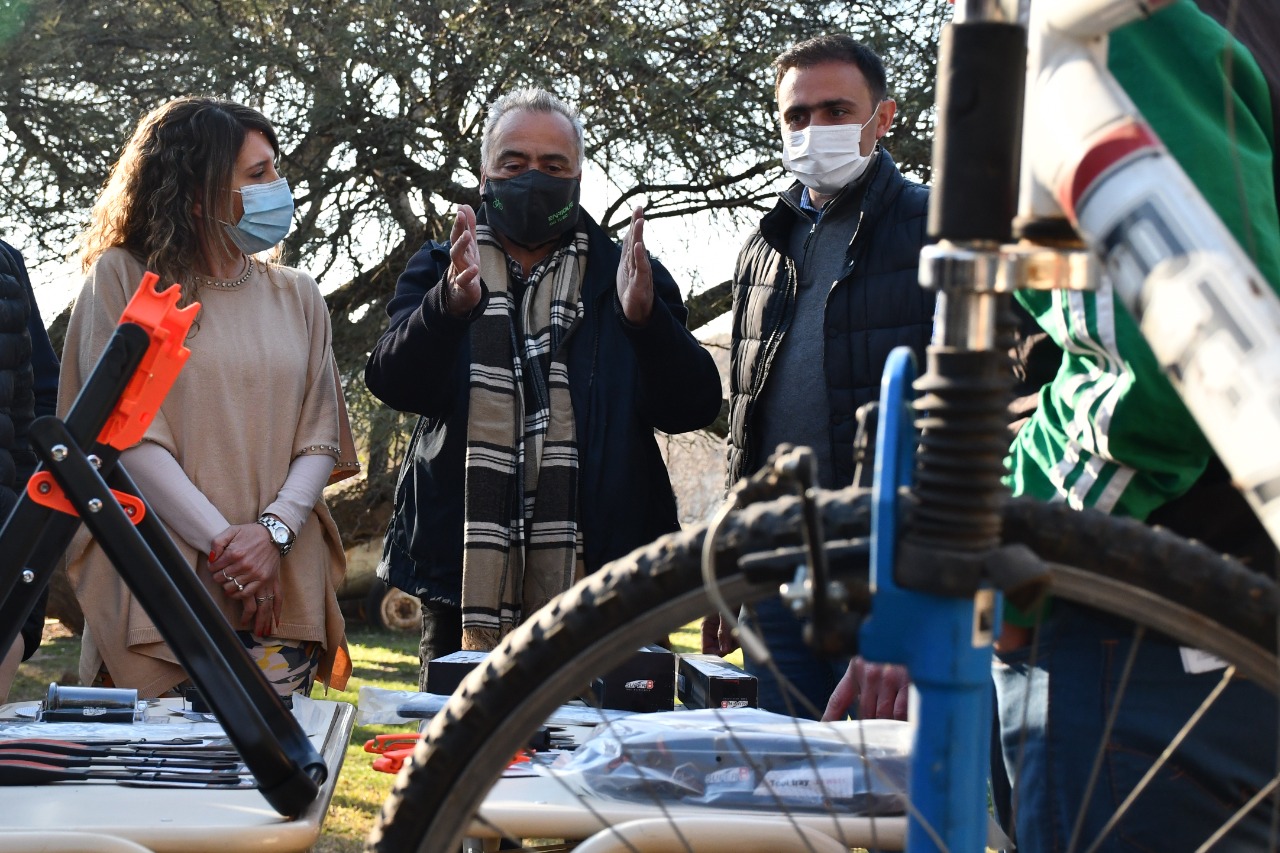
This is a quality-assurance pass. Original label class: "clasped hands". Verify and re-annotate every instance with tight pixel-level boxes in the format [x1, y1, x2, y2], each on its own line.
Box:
[207, 522, 283, 637]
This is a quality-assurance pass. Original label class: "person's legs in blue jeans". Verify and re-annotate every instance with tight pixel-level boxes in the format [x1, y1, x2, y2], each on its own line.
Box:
[994, 601, 1278, 851]
[741, 595, 849, 719]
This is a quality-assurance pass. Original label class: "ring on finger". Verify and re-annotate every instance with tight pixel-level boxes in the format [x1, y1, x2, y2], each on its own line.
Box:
[255, 596, 268, 604]
[231, 576, 245, 592]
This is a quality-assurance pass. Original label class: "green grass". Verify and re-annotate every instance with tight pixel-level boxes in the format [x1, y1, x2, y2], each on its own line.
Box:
[10, 619, 739, 850]
[8, 624, 80, 700]
[308, 625, 419, 852]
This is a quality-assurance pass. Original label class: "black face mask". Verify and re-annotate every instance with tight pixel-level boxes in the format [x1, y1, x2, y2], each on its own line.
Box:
[481, 170, 581, 249]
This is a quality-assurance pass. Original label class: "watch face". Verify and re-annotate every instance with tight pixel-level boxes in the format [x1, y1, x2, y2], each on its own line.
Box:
[261, 517, 290, 545]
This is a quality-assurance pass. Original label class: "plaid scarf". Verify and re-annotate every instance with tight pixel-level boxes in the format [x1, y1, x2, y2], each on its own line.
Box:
[460, 225, 587, 651]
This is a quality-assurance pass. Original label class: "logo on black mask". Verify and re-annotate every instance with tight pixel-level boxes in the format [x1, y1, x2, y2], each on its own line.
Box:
[482, 170, 581, 249]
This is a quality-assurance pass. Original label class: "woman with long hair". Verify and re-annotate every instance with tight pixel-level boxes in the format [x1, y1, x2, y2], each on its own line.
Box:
[61, 95, 359, 698]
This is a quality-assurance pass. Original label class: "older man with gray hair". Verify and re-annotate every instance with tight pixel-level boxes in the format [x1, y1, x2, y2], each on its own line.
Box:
[365, 88, 722, 686]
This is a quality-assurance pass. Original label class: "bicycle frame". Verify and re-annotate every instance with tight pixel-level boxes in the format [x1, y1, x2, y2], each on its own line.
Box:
[1022, 0, 1280, 545]
[0, 279, 327, 819]
[858, 0, 1280, 850]
[861, 348, 1001, 853]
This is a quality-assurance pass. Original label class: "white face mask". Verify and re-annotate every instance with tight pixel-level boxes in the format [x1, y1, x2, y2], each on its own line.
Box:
[780, 105, 880, 195]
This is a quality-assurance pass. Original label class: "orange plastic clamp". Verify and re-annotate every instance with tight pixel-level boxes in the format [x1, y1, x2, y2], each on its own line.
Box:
[27, 471, 147, 524]
[363, 733, 422, 754]
[97, 273, 199, 451]
[371, 748, 415, 774]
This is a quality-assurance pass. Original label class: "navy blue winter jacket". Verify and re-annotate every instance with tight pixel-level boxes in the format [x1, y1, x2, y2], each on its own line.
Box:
[364, 211, 722, 604]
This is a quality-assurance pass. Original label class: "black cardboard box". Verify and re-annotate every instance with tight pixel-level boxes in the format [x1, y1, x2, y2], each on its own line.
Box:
[425, 650, 489, 696]
[677, 654, 758, 710]
[589, 644, 674, 712]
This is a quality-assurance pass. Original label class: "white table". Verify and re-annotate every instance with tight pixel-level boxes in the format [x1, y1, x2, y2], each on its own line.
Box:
[468, 773, 911, 852]
[0, 696, 355, 853]
[465, 723, 1011, 853]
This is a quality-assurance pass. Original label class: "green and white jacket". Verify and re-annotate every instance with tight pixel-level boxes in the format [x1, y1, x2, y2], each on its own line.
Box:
[1007, 0, 1280, 520]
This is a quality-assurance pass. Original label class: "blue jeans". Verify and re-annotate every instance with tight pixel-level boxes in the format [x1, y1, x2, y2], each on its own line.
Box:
[993, 601, 1277, 851]
[741, 595, 849, 719]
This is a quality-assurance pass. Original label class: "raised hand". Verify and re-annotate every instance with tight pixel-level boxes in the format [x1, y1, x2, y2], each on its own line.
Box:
[445, 204, 482, 317]
[616, 205, 653, 325]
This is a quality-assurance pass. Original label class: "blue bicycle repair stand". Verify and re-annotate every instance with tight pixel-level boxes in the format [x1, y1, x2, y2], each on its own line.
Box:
[859, 347, 1000, 852]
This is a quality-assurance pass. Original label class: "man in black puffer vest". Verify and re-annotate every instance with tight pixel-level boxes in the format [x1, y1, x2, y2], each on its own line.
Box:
[704, 35, 931, 721]
[0, 239, 60, 700]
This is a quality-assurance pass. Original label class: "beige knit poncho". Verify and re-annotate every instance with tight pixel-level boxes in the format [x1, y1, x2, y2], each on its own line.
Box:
[59, 248, 359, 697]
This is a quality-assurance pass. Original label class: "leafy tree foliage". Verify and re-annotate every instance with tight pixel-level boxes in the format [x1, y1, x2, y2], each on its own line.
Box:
[0, 0, 945, 541]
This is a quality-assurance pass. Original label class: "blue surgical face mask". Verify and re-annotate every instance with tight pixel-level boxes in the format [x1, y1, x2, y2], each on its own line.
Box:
[223, 177, 294, 254]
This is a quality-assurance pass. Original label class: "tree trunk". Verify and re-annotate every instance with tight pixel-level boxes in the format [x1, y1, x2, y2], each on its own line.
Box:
[46, 565, 84, 635]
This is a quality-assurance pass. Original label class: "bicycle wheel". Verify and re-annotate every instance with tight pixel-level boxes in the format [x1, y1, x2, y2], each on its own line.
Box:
[367, 489, 1279, 852]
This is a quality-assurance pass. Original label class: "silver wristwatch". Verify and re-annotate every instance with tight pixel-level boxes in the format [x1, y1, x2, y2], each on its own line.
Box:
[257, 514, 295, 556]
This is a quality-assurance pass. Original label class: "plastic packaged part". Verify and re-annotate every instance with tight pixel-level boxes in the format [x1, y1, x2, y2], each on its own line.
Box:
[356, 685, 635, 728]
[553, 708, 910, 814]
[356, 686, 446, 726]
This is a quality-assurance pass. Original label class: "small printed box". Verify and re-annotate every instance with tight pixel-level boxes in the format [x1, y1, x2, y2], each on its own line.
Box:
[589, 644, 675, 713]
[677, 654, 758, 710]
[425, 650, 489, 696]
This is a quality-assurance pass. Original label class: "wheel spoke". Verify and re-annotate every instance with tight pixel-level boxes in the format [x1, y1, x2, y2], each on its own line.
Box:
[369, 494, 1280, 853]
[1066, 625, 1146, 853]
[1082, 666, 1235, 853]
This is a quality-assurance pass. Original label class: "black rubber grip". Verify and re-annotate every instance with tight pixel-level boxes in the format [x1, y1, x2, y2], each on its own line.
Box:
[928, 22, 1027, 243]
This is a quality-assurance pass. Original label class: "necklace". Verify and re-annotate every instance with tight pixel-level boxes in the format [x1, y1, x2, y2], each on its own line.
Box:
[193, 258, 254, 289]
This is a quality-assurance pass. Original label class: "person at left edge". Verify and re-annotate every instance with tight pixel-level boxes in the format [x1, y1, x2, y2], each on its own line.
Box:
[60, 96, 360, 699]
[364, 88, 723, 686]
[0, 238, 60, 703]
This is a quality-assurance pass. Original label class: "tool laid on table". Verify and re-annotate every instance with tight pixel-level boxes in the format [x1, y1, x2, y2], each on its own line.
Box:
[364, 733, 420, 774]
[41, 684, 139, 723]
[392, 691, 633, 727]
[0, 736, 217, 748]
[502, 735, 573, 778]
[365, 726, 576, 775]
[0, 736, 252, 787]
[0, 737, 241, 761]
[0, 758, 255, 787]
[364, 732, 420, 755]
[525, 725, 574, 751]
[0, 746, 243, 771]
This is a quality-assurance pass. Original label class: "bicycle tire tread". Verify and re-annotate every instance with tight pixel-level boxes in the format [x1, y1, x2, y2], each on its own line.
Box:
[368, 491, 1278, 852]
[1002, 499, 1276, 647]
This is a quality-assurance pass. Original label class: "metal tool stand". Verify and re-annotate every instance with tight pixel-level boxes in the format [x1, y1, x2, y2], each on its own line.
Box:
[858, 4, 1028, 851]
[0, 277, 326, 818]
